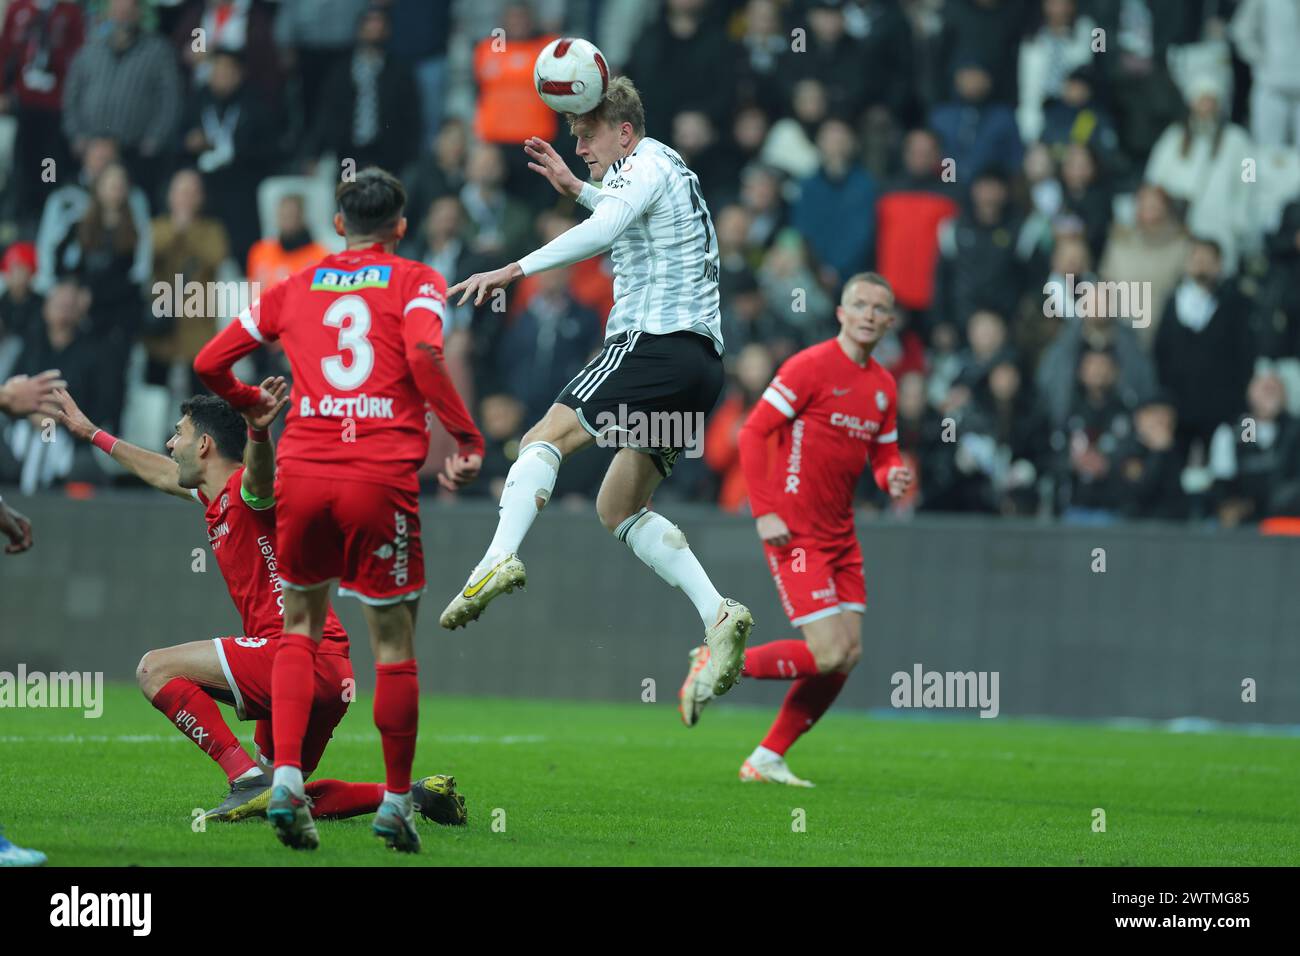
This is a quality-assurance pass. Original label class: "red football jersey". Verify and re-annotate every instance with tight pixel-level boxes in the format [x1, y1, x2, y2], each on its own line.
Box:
[237, 246, 452, 489]
[196, 467, 348, 649]
[740, 338, 902, 542]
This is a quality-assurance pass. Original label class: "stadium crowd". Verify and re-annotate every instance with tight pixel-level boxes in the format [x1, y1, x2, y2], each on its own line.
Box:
[0, 0, 1298, 527]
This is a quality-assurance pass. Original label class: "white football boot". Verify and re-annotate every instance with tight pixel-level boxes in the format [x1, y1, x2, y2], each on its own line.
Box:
[739, 748, 815, 787]
[678, 645, 716, 727]
[440, 554, 527, 629]
[704, 598, 752, 695]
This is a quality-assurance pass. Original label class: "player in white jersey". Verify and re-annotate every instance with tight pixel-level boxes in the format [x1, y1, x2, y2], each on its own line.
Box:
[440, 77, 751, 695]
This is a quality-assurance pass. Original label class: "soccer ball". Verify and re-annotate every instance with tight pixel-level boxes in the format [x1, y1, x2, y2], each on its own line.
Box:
[534, 37, 610, 116]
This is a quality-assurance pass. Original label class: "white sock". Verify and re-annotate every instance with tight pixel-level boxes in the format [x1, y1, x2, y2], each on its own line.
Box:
[619, 509, 724, 626]
[477, 441, 562, 574]
[272, 765, 304, 795]
[381, 789, 414, 815]
[235, 766, 263, 783]
[751, 745, 783, 765]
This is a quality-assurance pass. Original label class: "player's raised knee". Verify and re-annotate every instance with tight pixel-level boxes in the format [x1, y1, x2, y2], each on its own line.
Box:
[135, 649, 167, 699]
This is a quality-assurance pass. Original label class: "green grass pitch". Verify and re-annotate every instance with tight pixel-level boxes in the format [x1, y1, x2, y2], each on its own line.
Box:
[2, 685, 1296, 866]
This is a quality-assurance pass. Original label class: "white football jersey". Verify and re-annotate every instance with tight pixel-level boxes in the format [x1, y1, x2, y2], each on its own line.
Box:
[586, 137, 723, 354]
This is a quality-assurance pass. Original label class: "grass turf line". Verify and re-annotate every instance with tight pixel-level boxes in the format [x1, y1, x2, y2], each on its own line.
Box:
[1, 685, 1296, 866]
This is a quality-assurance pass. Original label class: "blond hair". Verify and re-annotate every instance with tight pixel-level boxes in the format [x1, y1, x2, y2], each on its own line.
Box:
[841, 271, 894, 306]
[568, 75, 645, 137]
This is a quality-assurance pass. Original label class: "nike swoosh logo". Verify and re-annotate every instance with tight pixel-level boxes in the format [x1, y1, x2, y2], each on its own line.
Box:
[832, 388, 851, 396]
[463, 568, 497, 598]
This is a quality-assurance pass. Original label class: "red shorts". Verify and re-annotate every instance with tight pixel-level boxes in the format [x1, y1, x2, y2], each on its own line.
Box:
[763, 535, 867, 627]
[274, 472, 425, 604]
[211, 635, 352, 776]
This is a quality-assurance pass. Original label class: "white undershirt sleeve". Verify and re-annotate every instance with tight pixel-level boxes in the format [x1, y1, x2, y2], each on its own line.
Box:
[517, 194, 637, 277]
[575, 182, 601, 211]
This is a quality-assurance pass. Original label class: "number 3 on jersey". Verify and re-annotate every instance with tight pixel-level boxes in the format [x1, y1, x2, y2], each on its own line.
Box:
[321, 295, 374, 390]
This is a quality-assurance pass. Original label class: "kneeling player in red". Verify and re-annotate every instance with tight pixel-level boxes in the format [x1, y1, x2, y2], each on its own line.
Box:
[678, 273, 913, 786]
[193, 168, 483, 852]
[52, 386, 466, 830]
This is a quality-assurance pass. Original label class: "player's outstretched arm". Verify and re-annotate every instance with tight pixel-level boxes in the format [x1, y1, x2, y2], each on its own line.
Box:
[448, 194, 637, 307]
[239, 376, 289, 505]
[51, 387, 192, 501]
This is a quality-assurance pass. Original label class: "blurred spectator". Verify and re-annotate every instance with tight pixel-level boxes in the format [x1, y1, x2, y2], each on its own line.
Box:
[1209, 369, 1300, 525]
[1053, 345, 1133, 523]
[52, 161, 149, 355]
[735, 0, 788, 116]
[1098, 182, 1189, 347]
[851, 0, 917, 123]
[1253, 196, 1300, 360]
[953, 308, 1014, 390]
[792, 118, 878, 286]
[761, 78, 828, 180]
[171, 0, 282, 106]
[273, 0, 369, 140]
[33, 137, 150, 295]
[403, 116, 469, 231]
[1154, 237, 1255, 457]
[1016, 0, 1096, 143]
[783, 0, 868, 120]
[703, 342, 775, 512]
[493, 263, 601, 422]
[1057, 143, 1111, 262]
[929, 61, 1024, 185]
[1040, 66, 1122, 174]
[61, 0, 182, 194]
[382, 0, 453, 149]
[1229, 0, 1300, 147]
[1037, 235, 1156, 425]
[757, 228, 834, 344]
[459, 141, 532, 261]
[472, 3, 557, 153]
[144, 168, 229, 383]
[933, 167, 1030, 335]
[1114, 391, 1187, 520]
[180, 47, 276, 263]
[0, 242, 42, 356]
[403, 195, 486, 333]
[875, 128, 960, 315]
[0, 0, 84, 226]
[1, 280, 109, 489]
[935, 0, 1023, 106]
[671, 110, 730, 205]
[306, 6, 419, 178]
[737, 163, 788, 251]
[726, 105, 771, 183]
[463, 391, 526, 501]
[1144, 75, 1253, 273]
[628, 0, 734, 142]
[246, 194, 329, 290]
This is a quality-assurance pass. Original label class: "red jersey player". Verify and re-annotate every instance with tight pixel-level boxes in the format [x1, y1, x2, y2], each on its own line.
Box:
[193, 168, 484, 852]
[678, 273, 914, 786]
[50, 385, 466, 826]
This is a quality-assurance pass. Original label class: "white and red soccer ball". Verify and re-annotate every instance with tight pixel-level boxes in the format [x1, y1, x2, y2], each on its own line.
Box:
[534, 37, 610, 115]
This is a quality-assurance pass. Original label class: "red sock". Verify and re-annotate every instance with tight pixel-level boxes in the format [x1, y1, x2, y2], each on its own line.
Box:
[374, 659, 418, 794]
[305, 779, 384, 819]
[271, 632, 318, 770]
[152, 678, 256, 782]
[742, 639, 818, 679]
[760, 672, 848, 755]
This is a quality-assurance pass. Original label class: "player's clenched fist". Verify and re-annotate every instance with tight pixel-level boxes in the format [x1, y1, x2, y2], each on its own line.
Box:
[886, 465, 914, 499]
[438, 453, 482, 492]
[755, 512, 791, 548]
[0, 500, 33, 554]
